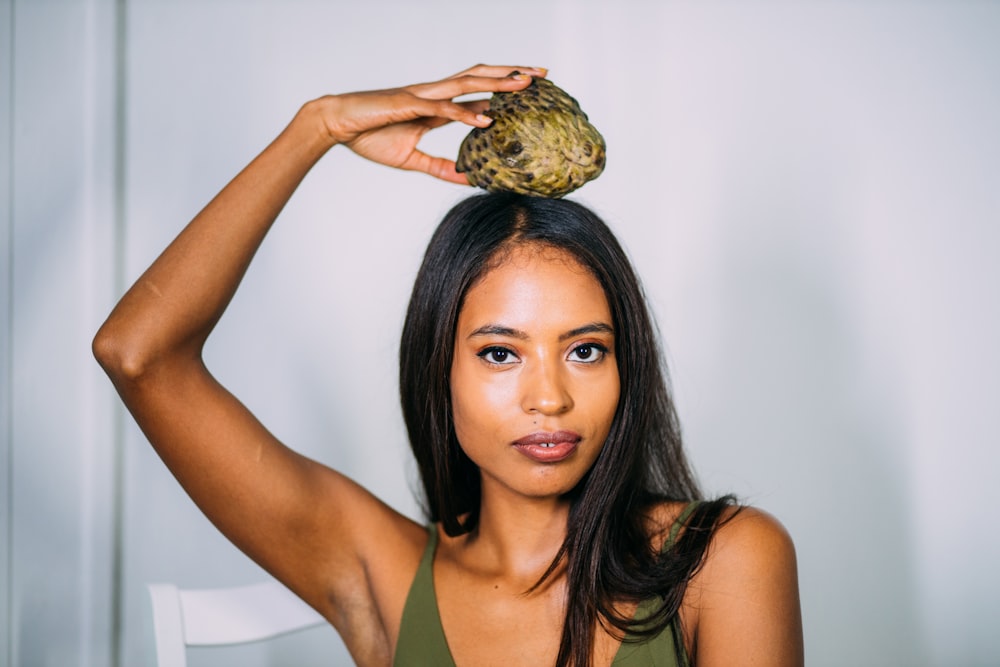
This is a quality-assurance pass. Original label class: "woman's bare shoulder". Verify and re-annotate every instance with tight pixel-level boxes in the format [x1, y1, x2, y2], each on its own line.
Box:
[644, 499, 791, 553]
[708, 505, 796, 563]
[686, 506, 804, 666]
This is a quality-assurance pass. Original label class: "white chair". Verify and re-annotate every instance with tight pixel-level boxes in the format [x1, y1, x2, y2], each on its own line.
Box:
[147, 580, 326, 667]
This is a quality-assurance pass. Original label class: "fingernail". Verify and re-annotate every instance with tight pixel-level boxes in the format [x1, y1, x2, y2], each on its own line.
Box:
[476, 114, 493, 125]
[512, 74, 531, 81]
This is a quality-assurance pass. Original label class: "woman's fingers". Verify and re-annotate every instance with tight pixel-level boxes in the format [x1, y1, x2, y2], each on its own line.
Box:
[407, 71, 537, 104]
[405, 64, 546, 103]
[396, 95, 492, 131]
[331, 66, 547, 181]
[331, 66, 545, 139]
[403, 64, 547, 127]
[399, 100, 493, 182]
[446, 64, 548, 80]
[418, 99, 492, 131]
[401, 73, 534, 128]
[401, 149, 470, 185]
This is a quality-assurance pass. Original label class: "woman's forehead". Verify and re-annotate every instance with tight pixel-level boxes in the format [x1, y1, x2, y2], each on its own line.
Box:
[458, 244, 611, 331]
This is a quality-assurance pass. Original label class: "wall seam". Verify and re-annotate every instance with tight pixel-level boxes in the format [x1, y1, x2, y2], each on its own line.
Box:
[109, 1, 127, 666]
[4, 1, 16, 664]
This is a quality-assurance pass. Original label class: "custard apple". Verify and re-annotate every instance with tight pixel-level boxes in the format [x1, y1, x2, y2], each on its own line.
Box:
[456, 76, 606, 198]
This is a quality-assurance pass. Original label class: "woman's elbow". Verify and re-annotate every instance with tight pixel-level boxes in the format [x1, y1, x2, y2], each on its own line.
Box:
[92, 319, 152, 384]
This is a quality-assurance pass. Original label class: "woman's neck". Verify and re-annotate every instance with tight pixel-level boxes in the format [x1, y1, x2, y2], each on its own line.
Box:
[458, 490, 571, 585]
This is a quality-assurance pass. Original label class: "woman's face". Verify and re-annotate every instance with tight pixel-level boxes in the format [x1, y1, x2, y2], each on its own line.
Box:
[450, 243, 620, 503]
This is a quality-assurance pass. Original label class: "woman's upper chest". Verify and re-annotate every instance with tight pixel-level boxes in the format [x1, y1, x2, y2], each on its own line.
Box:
[433, 557, 639, 666]
[435, 560, 564, 665]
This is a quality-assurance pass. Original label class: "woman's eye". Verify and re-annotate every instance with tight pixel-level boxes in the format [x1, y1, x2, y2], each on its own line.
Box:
[477, 347, 518, 365]
[569, 344, 607, 363]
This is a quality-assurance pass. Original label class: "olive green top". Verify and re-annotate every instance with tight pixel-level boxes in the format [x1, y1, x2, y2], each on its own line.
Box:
[393, 503, 698, 666]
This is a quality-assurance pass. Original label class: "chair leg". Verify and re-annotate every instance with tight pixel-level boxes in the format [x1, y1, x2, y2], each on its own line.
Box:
[147, 583, 188, 667]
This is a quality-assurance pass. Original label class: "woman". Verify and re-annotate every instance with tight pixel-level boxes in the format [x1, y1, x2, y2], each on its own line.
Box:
[93, 65, 802, 666]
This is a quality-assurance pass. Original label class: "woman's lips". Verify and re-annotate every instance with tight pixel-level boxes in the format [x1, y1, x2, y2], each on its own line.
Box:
[512, 431, 581, 463]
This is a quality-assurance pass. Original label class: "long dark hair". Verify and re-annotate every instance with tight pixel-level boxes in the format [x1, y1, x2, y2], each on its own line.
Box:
[399, 192, 733, 666]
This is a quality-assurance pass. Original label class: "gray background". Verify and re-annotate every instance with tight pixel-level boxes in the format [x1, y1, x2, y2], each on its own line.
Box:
[3, 0, 998, 665]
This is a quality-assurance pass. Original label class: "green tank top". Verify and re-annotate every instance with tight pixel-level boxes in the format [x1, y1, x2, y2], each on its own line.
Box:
[393, 503, 698, 666]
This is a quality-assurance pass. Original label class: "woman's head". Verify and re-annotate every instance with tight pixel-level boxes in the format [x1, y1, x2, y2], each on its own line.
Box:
[400, 192, 699, 536]
[449, 241, 621, 506]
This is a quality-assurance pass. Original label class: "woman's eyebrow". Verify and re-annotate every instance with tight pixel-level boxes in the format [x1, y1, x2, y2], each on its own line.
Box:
[467, 322, 614, 341]
[559, 322, 614, 341]
[468, 324, 529, 340]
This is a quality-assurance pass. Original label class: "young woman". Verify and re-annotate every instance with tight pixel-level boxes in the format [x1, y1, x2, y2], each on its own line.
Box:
[94, 65, 803, 666]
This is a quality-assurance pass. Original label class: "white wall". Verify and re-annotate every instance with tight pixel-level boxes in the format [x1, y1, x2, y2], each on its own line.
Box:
[3, 1, 999, 666]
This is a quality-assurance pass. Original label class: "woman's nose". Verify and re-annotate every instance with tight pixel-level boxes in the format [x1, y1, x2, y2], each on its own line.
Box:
[520, 359, 573, 415]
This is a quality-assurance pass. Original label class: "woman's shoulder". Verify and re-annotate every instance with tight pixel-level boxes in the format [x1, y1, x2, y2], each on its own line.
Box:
[693, 503, 797, 594]
[683, 504, 804, 666]
[649, 499, 796, 587]
[644, 497, 792, 548]
[705, 505, 796, 560]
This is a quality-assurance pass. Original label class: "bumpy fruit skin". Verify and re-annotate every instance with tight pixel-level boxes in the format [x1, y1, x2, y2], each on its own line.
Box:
[456, 77, 606, 198]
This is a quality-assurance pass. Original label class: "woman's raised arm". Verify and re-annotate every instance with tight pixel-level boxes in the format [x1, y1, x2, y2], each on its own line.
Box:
[92, 65, 544, 645]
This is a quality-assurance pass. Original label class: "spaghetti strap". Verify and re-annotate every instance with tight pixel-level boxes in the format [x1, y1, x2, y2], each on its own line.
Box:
[611, 501, 704, 666]
[394, 526, 456, 666]
[664, 501, 702, 551]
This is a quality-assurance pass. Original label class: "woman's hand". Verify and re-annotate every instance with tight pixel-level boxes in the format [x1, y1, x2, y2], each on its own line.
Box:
[317, 64, 547, 184]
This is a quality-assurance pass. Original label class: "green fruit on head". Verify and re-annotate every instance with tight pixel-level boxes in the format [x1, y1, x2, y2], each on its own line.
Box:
[456, 76, 606, 198]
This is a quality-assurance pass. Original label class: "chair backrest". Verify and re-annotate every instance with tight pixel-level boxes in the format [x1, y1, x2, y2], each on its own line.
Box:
[147, 580, 326, 667]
